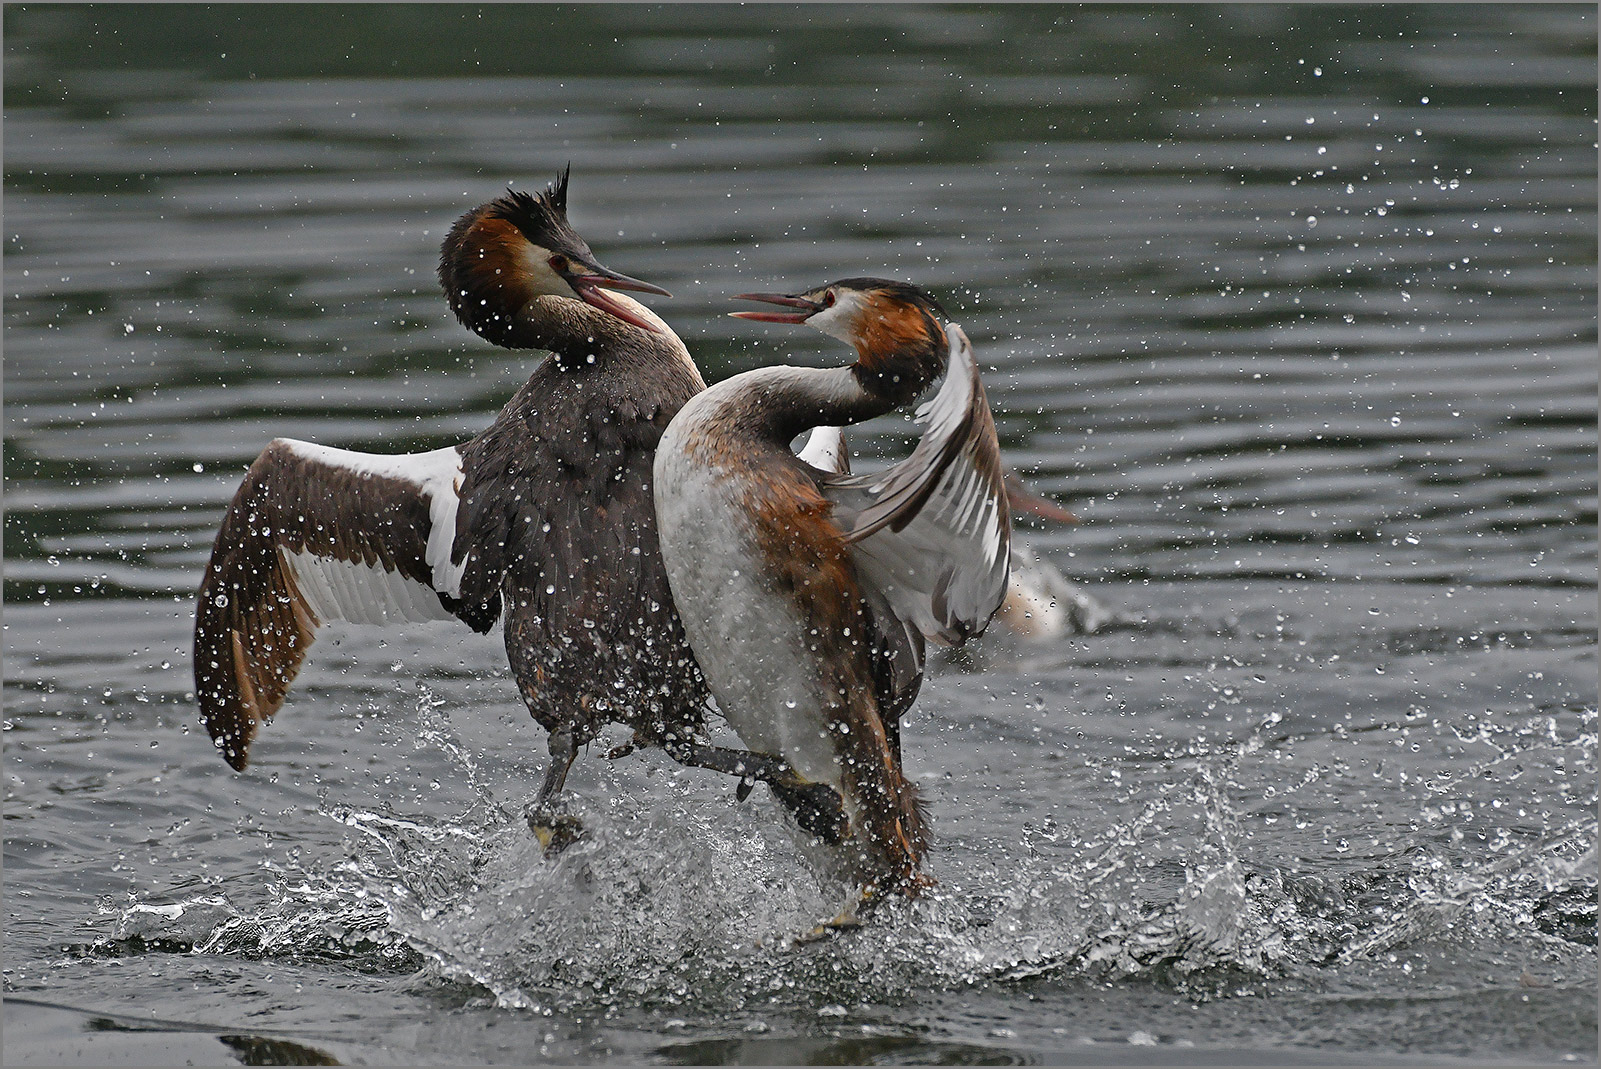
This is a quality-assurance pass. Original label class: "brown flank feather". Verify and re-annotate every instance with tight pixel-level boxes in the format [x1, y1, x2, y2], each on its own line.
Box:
[743, 453, 930, 892]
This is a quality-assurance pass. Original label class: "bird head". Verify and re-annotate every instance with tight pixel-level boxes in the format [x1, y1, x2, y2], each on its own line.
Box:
[439, 167, 670, 346]
[733, 278, 949, 401]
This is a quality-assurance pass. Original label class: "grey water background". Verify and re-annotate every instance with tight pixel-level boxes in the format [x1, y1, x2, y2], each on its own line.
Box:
[4, 4, 1597, 1065]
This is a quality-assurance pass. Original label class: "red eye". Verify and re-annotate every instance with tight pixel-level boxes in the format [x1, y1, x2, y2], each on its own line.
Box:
[548, 254, 569, 274]
[823, 290, 836, 307]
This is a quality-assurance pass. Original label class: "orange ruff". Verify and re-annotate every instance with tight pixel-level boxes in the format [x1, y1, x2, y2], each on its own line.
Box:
[459, 216, 536, 295]
[852, 295, 940, 373]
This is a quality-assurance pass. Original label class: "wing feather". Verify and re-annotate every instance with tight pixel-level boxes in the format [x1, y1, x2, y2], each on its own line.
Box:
[822, 324, 1011, 645]
[795, 425, 850, 475]
[193, 438, 498, 769]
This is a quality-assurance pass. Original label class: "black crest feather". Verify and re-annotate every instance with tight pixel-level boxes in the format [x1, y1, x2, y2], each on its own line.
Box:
[830, 277, 948, 322]
[485, 165, 592, 260]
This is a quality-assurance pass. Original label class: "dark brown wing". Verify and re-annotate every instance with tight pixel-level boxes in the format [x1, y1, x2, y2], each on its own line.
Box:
[193, 438, 497, 769]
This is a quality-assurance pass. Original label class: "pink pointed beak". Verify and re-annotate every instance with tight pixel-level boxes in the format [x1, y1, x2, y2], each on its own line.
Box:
[729, 292, 823, 324]
[570, 267, 671, 335]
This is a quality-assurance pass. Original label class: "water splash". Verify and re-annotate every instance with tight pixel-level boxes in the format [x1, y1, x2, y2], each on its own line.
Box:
[89, 872, 420, 973]
[334, 728, 1336, 1009]
[84, 697, 1598, 1015]
[1338, 818, 1598, 965]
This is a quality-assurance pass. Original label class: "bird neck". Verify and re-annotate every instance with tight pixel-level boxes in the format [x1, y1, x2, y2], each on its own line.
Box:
[720, 318, 951, 445]
[513, 294, 696, 376]
[846, 316, 949, 410]
[717, 366, 909, 448]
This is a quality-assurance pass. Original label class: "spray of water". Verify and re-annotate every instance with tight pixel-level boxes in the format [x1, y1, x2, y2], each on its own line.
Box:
[89, 692, 1597, 1014]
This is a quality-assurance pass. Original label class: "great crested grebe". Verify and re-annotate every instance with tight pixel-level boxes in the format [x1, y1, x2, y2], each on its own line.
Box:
[193, 170, 731, 848]
[654, 278, 1011, 910]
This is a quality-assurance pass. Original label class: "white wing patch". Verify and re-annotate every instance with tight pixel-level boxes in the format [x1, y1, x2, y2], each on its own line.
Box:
[796, 425, 849, 475]
[281, 547, 455, 627]
[910, 418, 1005, 573]
[279, 439, 467, 598]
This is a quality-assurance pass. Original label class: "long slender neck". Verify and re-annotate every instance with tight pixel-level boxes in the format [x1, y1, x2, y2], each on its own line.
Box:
[713, 366, 898, 448]
[509, 294, 697, 379]
[723, 321, 947, 445]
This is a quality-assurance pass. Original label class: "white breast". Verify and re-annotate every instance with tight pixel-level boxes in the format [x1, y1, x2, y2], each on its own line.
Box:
[654, 395, 844, 792]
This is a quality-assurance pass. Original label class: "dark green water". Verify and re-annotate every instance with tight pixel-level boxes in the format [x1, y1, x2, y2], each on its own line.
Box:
[5, 5, 1597, 1065]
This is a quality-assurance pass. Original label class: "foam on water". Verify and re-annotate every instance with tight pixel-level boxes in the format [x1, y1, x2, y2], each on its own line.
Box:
[91, 693, 1596, 1022]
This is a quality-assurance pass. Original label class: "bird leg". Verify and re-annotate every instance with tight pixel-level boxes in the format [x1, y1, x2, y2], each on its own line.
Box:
[659, 737, 796, 782]
[767, 777, 851, 846]
[791, 886, 877, 946]
[657, 737, 850, 845]
[525, 728, 584, 856]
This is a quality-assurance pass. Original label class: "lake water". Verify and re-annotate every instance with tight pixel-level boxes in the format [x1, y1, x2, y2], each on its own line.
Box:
[5, 4, 1598, 1065]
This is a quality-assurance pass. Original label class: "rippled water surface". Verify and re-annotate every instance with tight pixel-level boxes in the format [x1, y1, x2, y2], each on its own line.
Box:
[5, 4, 1598, 1066]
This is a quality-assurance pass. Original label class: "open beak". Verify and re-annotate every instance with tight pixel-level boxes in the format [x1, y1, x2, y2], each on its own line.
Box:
[1004, 473, 1080, 525]
[569, 264, 671, 335]
[729, 292, 823, 324]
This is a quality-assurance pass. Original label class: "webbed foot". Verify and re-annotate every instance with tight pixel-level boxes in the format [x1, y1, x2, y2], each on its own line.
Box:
[790, 886, 878, 946]
[769, 778, 849, 845]
[525, 806, 585, 857]
[526, 728, 583, 856]
[792, 913, 864, 946]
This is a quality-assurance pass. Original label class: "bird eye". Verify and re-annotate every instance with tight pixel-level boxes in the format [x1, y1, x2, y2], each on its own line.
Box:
[547, 254, 570, 274]
[823, 290, 837, 308]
